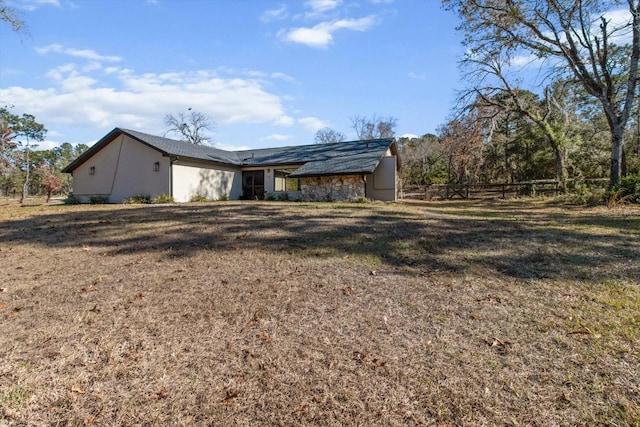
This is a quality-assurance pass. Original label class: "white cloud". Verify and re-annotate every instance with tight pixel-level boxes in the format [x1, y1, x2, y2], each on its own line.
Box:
[0, 67, 292, 136]
[262, 133, 292, 141]
[601, 8, 634, 44]
[271, 72, 295, 82]
[408, 72, 426, 80]
[298, 116, 329, 132]
[261, 5, 288, 23]
[304, 0, 342, 18]
[20, 0, 60, 11]
[280, 15, 377, 48]
[274, 115, 295, 126]
[36, 44, 122, 62]
[213, 142, 252, 151]
[508, 53, 545, 69]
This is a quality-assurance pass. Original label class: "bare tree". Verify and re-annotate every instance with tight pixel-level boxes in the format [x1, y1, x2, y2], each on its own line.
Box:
[314, 127, 346, 144]
[351, 114, 397, 140]
[461, 48, 579, 186]
[444, 0, 640, 187]
[164, 110, 215, 145]
[0, 0, 25, 33]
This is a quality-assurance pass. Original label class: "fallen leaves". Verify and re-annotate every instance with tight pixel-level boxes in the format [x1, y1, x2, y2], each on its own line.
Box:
[70, 386, 86, 394]
[256, 331, 272, 343]
[352, 351, 386, 367]
[155, 387, 168, 400]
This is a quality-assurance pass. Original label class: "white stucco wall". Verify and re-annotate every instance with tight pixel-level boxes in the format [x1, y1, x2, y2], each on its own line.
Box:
[72, 135, 170, 202]
[366, 156, 397, 201]
[172, 161, 241, 202]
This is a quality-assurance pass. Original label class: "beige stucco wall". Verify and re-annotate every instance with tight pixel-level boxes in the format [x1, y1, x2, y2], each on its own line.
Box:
[366, 156, 397, 201]
[72, 135, 170, 202]
[172, 161, 241, 202]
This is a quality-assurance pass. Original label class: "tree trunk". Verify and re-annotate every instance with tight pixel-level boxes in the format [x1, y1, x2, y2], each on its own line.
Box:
[552, 146, 567, 192]
[610, 127, 624, 188]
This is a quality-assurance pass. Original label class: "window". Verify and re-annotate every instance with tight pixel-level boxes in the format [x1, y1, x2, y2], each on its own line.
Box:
[275, 169, 300, 191]
[153, 161, 160, 172]
[89, 166, 95, 175]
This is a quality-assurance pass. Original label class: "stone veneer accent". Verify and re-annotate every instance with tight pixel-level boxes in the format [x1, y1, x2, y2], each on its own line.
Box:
[300, 175, 365, 201]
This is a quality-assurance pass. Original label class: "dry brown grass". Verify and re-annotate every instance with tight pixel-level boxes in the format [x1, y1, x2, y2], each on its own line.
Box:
[0, 198, 638, 426]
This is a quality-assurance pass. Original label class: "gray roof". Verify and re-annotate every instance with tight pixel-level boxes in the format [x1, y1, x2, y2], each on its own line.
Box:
[63, 127, 396, 177]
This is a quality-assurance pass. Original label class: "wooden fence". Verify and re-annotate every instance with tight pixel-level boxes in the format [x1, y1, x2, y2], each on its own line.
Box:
[400, 179, 608, 200]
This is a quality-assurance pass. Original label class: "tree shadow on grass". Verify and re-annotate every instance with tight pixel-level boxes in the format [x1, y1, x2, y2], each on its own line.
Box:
[0, 201, 638, 283]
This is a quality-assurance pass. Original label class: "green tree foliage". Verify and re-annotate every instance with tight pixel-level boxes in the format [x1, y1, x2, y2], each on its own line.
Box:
[444, 0, 640, 188]
[0, 107, 85, 198]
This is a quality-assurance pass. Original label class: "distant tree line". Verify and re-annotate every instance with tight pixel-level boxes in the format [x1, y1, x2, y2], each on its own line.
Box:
[0, 107, 88, 200]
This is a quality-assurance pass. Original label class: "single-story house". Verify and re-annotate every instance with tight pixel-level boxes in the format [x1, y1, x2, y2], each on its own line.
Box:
[62, 127, 400, 203]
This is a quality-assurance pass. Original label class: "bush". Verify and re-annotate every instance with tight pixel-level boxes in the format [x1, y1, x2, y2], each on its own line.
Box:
[217, 194, 229, 201]
[353, 196, 369, 203]
[123, 194, 151, 204]
[89, 195, 109, 204]
[152, 194, 174, 204]
[63, 193, 80, 205]
[277, 192, 290, 201]
[264, 192, 277, 201]
[608, 174, 640, 206]
[189, 194, 209, 202]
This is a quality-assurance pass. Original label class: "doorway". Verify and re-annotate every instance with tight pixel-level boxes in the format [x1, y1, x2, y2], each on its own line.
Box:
[242, 170, 265, 200]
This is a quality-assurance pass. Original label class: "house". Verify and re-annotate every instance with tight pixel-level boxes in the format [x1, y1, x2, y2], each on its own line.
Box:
[62, 128, 399, 203]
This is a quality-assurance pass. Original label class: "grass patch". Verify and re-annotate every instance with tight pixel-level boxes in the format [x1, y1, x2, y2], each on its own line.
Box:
[0, 199, 638, 425]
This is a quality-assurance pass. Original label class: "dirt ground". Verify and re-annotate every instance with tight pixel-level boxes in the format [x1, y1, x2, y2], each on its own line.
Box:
[0, 198, 638, 426]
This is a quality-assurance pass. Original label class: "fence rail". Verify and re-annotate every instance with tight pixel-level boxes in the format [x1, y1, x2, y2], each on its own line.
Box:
[400, 179, 608, 200]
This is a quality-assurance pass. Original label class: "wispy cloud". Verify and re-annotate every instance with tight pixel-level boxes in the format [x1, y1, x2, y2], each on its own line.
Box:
[279, 16, 377, 48]
[36, 44, 122, 62]
[20, 0, 60, 11]
[262, 133, 293, 141]
[304, 0, 342, 18]
[261, 4, 288, 23]
[298, 116, 329, 132]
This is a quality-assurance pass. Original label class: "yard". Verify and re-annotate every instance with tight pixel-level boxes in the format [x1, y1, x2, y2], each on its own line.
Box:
[0, 199, 638, 426]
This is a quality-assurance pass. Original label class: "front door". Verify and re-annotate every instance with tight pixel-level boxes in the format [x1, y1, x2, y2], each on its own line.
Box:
[242, 170, 265, 200]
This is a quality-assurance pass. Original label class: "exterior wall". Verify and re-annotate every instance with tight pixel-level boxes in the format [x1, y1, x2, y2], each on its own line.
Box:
[366, 156, 397, 201]
[72, 135, 170, 202]
[300, 175, 365, 201]
[172, 160, 242, 202]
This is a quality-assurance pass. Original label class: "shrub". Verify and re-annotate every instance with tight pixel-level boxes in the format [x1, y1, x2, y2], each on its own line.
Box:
[608, 174, 640, 206]
[264, 192, 277, 201]
[189, 194, 209, 202]
[89, 195, 109, 204]
[277, 192, 290, 201]
[353, 196, 369, 203]
[217, 194, 229, 201]
[123, 194, 151, 204]
[619, 174, 640, 202]
[152, 194, 174, 204]
[63, 193, 80, 205]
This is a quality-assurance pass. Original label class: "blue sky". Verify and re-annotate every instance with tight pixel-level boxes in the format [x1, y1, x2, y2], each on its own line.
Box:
[0, 0, 465, 150]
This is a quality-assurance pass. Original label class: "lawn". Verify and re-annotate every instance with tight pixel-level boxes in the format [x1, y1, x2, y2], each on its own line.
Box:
[0, 198, 638, 426]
